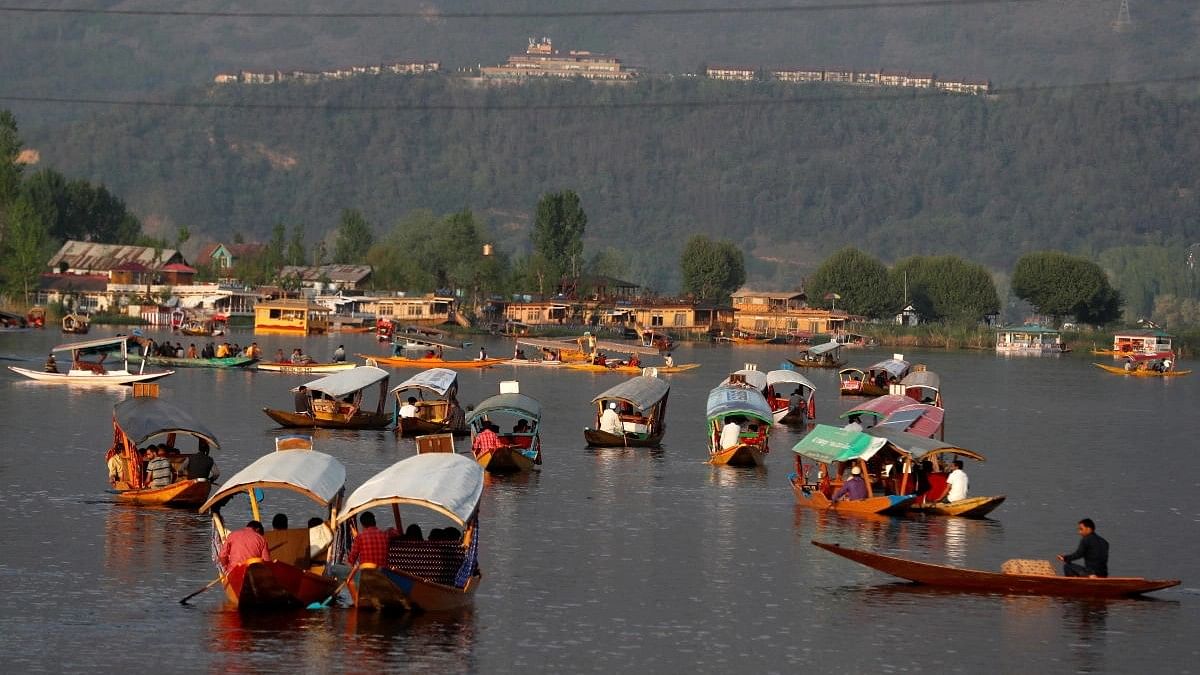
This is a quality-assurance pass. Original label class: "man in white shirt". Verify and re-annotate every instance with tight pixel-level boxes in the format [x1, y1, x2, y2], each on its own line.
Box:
[842, 414, 863, 433]
[720, 418, 743, 449]
[945, 460, 969, 502]
[599, 402, 623, 435]
[398, 396, 420, 419]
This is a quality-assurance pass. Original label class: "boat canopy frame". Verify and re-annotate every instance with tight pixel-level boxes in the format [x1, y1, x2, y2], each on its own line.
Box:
[337, 453, 485, 527]
[199, 448, 347, 513]
[113, 396, 221, 448]
[590, 376, 670, 413]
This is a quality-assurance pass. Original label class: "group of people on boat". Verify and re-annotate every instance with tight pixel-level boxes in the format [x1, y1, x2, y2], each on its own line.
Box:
[719, 416, 764, 450]
[343, 510, 463, 569]
[1124, 355, 1174, 372]
[108, 442, 219, 488]
[218, 513, 335, 570]
[812, 454, 970, 505]
[470, 419, 533, 453]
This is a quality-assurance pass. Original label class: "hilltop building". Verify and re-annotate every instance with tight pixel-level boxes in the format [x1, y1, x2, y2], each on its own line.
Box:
[481, 38, 636, 80]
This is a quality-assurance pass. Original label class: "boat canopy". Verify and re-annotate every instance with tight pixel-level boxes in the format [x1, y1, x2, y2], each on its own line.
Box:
[868, 358, 909, 377]
[840, 394, 914, 420]
[875, 403, 944, 438]
[590, 376, 670, 412]
[337, 453, 484, 526]
[389, 367, 458, 397]
[298, 366, 389, 398]
[516, 337, 577, 351]
[467, 392, 542, 424]
[705, 384, 773, 423]
[588, 339, 660, 356]
[721, 369, 768, 392]
[765, 369, 817, 392]
[807, 341, 842, 356]
[52, 335, 131, 352]
[900, 369, 940, 391]
[791, 424, 887, 464]
[867, 429, 986, 462]
[199, 449, 346, 512]
[113, 396, 221, 448]
[399, 335, 463, 350]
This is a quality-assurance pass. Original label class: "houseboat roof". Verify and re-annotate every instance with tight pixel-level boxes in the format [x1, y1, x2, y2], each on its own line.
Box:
[256, 298, 330, 311]
[1114, 329, 1172, 338]
[996, 324, 1059, 334]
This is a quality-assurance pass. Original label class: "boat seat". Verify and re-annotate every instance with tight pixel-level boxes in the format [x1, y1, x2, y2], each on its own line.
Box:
[917, 473, 949, 505]
[386, 540, 468, 587]
[264, 529, 312, 567]
[1001, 559, 1058, 576]
[504, 434, 535, 449]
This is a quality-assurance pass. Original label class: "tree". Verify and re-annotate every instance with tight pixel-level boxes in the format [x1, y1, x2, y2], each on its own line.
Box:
[0, 110, 22, 224]
[679, 235, 746, 301]
[286, 225, 306, 267]
[806, 247, 896, 319]
[333, 208, 374, 263]
[174, 225, 191, 249]
[1011, 251, 1123, 325]
[891, 255, 1000, 323]
[532, 190, 587, 293]
[0, 197, 51, 300]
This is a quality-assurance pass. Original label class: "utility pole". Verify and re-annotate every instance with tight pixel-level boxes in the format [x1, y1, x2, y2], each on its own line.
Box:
[1112, 0, 1132, 33]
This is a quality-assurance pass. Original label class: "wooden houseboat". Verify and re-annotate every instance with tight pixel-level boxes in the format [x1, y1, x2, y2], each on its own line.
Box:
[1093, 329, 1173, 358]
[995, 325, 1068, 354]
[254, 299, 330, 334]
[583, 375, 670, 447]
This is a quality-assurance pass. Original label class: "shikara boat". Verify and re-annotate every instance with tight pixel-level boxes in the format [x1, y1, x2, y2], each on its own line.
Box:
[179, 317, 226, 337]
[335, 453, 485, 612]
[706, 379, 773, 466]
[839, 355, 910, 397]
[584, 375, 670, 447]
[61, 311, 90, 334]
[868, 429, 1005, 518]
[107, 384, 220, 508]
[129, 353, 257, 369]
[1092, 328, 1173, 358]
[787, 341, 846, 369]
[466, 385, 543, 473]
[256, 361, 357, 374]
[841, 395, 945, 439]
[564, 362, 700, 374]
[8, 335, 174, 385]
[899, 365, 942, 406]
[199, 440, 346, 609]
[1094, 357, 1191, 377]
[391, 368, 469, 437]
[263, 366, 391, 429]
[764, 369, 817, 425]
[811, 541, 1180, 597]
[562, 336, 688, 373]
[727, 329, 774, 345]
[364, 354, 507, 369]
[789, 424, 915, 515]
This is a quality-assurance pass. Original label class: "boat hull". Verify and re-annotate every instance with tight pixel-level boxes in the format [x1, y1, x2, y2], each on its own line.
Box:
[792, 479, 914, 514]
[262, 407, 392, 430]
[8, 366, 173, 385]
[786, 358, 846, 369]
[130, 354, 257, 369]
[362, 355, 506, 369]
[475, 446, 537, 473]
[256, 361, 357, 373]
[395, 416, 467, 437]
[1093, 363, 1191, 377]
[909, 495, 1006, 518]
[840, 380, 889, 397]
[564, 363, 700, 374]
[113, 478, 212, 508]
[708, 443, 767, 467]
[583, 428, 664, 448]
[811, 541, 1180, 597]
[351, 564, 479, 612]
[223, 559, 339, 609]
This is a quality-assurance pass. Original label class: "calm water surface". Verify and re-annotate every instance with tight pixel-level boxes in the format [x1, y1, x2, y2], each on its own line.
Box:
[0, 331, 1196, 673]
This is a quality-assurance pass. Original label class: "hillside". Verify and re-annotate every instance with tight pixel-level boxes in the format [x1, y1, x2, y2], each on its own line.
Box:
[21, 75, 1200, 295]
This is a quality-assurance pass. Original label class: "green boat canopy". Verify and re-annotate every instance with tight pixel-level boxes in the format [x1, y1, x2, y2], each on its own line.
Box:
[791, 424, 887, 464]
[467, 392, 542, 424]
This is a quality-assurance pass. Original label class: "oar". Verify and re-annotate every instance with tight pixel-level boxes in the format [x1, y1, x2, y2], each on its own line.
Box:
[308, 564, 358, 610]
[179, 576, 222, 605]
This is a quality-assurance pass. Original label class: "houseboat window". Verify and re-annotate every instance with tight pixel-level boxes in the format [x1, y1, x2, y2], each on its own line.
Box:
[269, 309, 282, 319]
[786, 318, 798, 331]
[651, 314, 664, 327]
[809, 321, 821, 333]
[526, 310, 538, 321]
[674, 312, 686, 327]
[407, 305, 424, 317]
[754, 319, 767, 332]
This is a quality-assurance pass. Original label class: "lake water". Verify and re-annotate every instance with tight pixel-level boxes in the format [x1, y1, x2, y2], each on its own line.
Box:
[0, 330, 1196, 673]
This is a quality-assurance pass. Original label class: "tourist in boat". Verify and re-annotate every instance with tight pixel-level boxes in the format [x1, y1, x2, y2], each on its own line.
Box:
[294, 385, 310, 414]
[290, 348, 304, 364]
[945, 460, 969, 502]
[246, 342, 262, 359]
[273, 348, 285, 362]
[1163, 356, 1174, 372]
[399, 397, 420, 418]
[307, 517, 332, 562]
[478, 346, 488, 361]
[43, 353, 58, 373]
[788, 388, 804, 419]
[447, 397, 467, 433]
[832, 466, 868, 502]
[347, 511, 392, 568]
[843, 414, 863, 433]
[185, 343, 198, 359]
[664, 353, 674, 368]
[600, 402, 623, 435]
[593, 352, 607, 367]
[424, 349, 438, 359]
[333, 345, 346, 362]
[1057, 518, 1109, 578]
[107, 451, 125, 484]
[271, 513, 289, 531]
[175, 342, 185, 357]
[472, 421, 504, 454]
[146, 446, 175, 488]
[403, 523, 424, 541]
[218, 520, 270, 569]
[182, 443, 218, 481]
[216, 342, 230, 358]
[513, 418, 531, 434]
[628, 353, 640, 368]
[720, 416, 743, 450]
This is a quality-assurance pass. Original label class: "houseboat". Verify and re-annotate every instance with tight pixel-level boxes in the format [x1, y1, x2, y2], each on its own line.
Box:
[994, 326, 1068, 354]
[1095, 329, 1173, 358]
[254, 299, 330, 334]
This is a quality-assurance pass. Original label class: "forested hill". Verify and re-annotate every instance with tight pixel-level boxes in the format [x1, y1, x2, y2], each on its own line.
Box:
[23, 77, 1200, 290]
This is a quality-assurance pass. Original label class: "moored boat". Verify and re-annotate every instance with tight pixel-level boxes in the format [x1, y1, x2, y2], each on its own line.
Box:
[256, 361, 357, 373]
[811, 541, 1179, 597]
[263, 366, 391, 429]
[61, 311, 90, 334]
[106, 384, 220, 508]
[129, 353, 257, 369]
[363, 354, 506, 369]
[466, 383, 543, 473]
[787, 341, 846, 369]
[335, 453, 485, 612]
[8, 335, 174, 385]
[995, 325, 1069, 354]
[839, 355, 910, 396]
[199, 439, 346, 609]
[1092, 328, 1174, 358]
[563, 362, 700, 374]
[584, 375, 670, 447]
[789, 424, 915, 515]
[706, 377, 773, 466]
[391, 368, 469, 437]
[179, 317, 226, 337]
[764, 368, 817, 425]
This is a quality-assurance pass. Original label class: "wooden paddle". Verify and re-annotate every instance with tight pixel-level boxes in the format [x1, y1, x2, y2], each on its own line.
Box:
[308, 564, 358, 610]
[179, 576, 222, 605]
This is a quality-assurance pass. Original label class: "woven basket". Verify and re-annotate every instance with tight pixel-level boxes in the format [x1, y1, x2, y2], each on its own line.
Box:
[1001, 558, 1057, 576]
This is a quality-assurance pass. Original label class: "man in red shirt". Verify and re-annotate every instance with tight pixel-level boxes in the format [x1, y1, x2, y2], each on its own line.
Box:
[471, 422, 505, 457]
[347, 511, 393, 568]
[218, 520, 270, 569]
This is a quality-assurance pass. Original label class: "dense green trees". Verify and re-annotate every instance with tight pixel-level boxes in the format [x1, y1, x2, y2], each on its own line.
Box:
[806, 248, 896, 319]
[679, 235, 746, 301]
[531, 190, 587, 293]
[333, 209, 375, 264]
[1011, 251, 1123, 325]
[891, 256, 1000, 324]
[365, 209, 501, 302]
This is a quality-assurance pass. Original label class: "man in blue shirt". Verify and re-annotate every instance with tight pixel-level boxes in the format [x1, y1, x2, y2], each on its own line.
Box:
[832, 466, 868, 502]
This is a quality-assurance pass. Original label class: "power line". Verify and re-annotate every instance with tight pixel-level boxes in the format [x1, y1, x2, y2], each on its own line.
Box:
[0, 0, 1084, 20]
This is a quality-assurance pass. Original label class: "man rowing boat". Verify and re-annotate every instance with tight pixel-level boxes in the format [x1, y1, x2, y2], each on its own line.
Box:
[1057, 518, 1109, 578]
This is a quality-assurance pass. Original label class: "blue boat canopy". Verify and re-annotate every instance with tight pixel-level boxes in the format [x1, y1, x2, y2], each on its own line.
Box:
[705, 384, 773, 423]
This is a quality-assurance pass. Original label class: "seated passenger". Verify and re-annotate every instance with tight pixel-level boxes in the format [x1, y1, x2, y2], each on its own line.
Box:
[472, 422, 504, 454]
[599, 402, 623, 435]
[831, 466, 868, 502]
[308, 517, 332, 561]
[399, 397, 420, 418]
[404, 523, 424, 541]
[720, 417, 743, 450]
[513, 419, 531, 434]
[272, 513, 289, 531]
[145, 446, 175, 488]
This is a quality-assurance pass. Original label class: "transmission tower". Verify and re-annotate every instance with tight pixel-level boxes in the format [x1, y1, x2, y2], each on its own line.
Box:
[1112, 0, 1132, 32]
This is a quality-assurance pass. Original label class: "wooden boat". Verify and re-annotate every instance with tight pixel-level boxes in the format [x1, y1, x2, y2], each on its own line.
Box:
[563, 362, 700, 374]
[512, 336, 586, 362]
[995, 325, 1069, 354]
[584, 375, 670, 447]
[263, 366, 391, 429]
[867, 429, 1005, 518]
[466, 384, 543, 473]
[899, 365, 942, 406]
[789, 424, 915, 515]
[128, 354, 257, 369]
[787, 341, 847, 369]
[811, 541, 1180, 597]
[179, 317, 226, 337]
[706, 379, 773, 466]
[842, 395, 945, 439]
[764, 368, 817, 425]
[256, 361, 357, 373]
[1094, 359, 1191, 377]
[335, 453, 485, 611]
[1092, 328, 1174, 358]
[199, 440, 346, 609]
[839, 355, 909, 397]
[8, 335, 174, 385]
[560, 334, 679, 372]
[728, 329, 774, 345]
[391, 368, 469, 437]
[363, 354, 506, 369]
[107, 384, 219, 508]
[61, 311, 90, 334]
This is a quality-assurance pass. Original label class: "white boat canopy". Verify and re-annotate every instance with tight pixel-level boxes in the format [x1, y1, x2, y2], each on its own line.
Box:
[297, 366, 390, 398]
[591, 376, 670, 412]
[337, 453, 485, 526]
[199, 449, 346, 512]
[389, 367, 458, 397]
[52, 335, 132, 352]
[807, 341, 842, 356]
[721, 369, 768, 392]
[765, 369, 817, 392]
[868, 358, 910, 378]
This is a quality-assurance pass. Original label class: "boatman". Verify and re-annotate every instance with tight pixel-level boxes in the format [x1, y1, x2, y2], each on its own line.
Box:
[219, 521, 271, 570]
[183, 442, 219, 481]
[945, 460, 969, 503]
[831, 466, 868, 502]
[347, 511, 393, 568]
[399, 397, 420, 419]
[294, 385, 310, 414]
[332, 345, 346, 362]
[600, 402, 623, 435]
[720, 417, 743, 450]
[1057, 518, 1109, 578]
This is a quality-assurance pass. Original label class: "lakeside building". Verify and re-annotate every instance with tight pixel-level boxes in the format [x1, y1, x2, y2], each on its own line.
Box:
[216, 60, 439, 85]
[481, 38, 636, 80]
[254, 298, 330, 334]
[730, 288, 848, 336]
[706, 66, 757, 81]
[279, 264, 373, 292]
[361, 294, 457, 326]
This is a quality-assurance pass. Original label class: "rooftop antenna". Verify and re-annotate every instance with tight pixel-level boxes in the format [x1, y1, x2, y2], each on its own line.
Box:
[1112, 0, 1132, 32]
